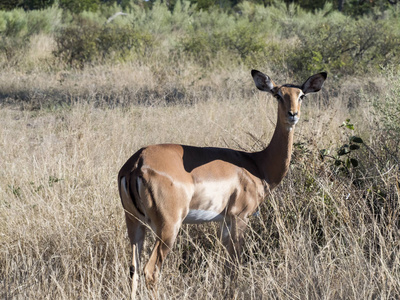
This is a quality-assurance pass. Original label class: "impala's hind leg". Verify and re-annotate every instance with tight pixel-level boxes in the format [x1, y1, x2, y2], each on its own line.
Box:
[125, 212, 146, 300]
[143, 220, 181, 297]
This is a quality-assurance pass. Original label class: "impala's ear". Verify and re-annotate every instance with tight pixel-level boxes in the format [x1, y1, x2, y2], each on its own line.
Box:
[251, 69, 277, 94]
[301, 72, 327, 95]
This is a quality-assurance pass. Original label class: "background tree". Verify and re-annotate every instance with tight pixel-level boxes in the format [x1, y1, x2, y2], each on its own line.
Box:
[58, 0, 100, 13]
[0, 0, 399, 16]
[283, 0, 327, 11]
[0, 0, 54, 10]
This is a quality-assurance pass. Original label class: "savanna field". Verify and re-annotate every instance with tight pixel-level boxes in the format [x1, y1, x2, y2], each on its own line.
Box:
[1, 1, 400, 299]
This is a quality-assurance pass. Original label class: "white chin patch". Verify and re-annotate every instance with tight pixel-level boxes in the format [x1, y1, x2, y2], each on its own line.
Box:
[183, 209, 224, 224]
[287, 117, 299, 127]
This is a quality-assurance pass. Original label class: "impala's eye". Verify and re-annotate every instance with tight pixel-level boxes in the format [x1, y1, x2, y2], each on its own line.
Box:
[300, 94, 306, 100]
[275, 94, 283, 101]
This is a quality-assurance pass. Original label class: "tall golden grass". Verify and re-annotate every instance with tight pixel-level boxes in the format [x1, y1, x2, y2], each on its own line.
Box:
[1, 34, 399, 299]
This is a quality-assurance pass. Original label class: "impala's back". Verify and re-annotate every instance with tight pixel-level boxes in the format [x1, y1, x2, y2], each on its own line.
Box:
[119, 143, 265, 228]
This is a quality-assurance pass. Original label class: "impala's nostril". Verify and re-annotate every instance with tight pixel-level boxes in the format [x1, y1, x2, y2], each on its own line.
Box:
[288, 111, 298, 117]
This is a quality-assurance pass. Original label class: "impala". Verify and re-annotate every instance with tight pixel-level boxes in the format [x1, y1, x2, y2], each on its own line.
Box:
[118, 69, 327, 298]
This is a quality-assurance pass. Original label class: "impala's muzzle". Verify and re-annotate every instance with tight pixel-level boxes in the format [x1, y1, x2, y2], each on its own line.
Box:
[288, 111, 299, 125]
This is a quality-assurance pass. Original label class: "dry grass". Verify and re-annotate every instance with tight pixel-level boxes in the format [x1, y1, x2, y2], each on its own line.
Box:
[1, 58, 399, 299]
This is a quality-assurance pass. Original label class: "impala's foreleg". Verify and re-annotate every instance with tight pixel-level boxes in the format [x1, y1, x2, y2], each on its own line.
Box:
[125, 212, 146, 300]
[221, 215, 248, 293]
[222, 216, 248, 265]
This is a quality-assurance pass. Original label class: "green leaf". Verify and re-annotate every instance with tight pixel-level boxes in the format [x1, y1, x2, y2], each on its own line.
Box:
[319, 149, 329, 156]
[350, 158, 359, 167]
[350, 136, 363, 143]
[341, 119, 354, 130]
[350, 144, 360, 150]
[335, 159, 342, 166]
[338, 145, 350, 156]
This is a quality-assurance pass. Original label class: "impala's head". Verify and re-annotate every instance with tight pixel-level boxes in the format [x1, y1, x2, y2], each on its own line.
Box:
[251, 70, 327, 128]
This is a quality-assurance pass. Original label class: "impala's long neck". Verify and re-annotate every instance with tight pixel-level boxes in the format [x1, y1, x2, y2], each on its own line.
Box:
[256, 120, 295, 189]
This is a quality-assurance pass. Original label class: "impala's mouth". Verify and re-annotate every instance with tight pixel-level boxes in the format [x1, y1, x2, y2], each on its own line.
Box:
[290, 116, 299, 122]
[287, 113, 299, 125]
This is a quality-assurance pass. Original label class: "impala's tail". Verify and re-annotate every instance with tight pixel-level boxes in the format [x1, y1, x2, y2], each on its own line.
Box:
[119, 174, 145, 217]
[118, 148, 146, 218]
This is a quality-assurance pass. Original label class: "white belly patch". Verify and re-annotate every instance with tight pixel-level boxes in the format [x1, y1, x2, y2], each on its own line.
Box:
[183, 209, 224, 224]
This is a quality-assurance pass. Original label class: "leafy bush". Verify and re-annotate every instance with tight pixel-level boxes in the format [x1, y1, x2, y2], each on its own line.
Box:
[0, 7, 60, 37]
[179, 16, 268, 66]
[1, 0, 400, 76]
[59, 0, 100, 14]
[319, 119, 364, 174]
[0, 9, 28, 37]
[0, 9, 29, 62]
[53, 19, 100, 67]
[280, 15, 398, 78]
[53, 18, 156, 67]
[371, 69, 400, 161]
[0, 7, 62, 64]
[26, 8, 60, 35]
[98, 23, 155, 60]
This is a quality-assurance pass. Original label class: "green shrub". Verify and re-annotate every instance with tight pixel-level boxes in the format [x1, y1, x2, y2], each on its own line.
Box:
[0, 9, 29, 63]
[1, 0, 400, 76]
[98, 23, 155, 61]
[0, 9, 28, 37]
[282, 14, 400, 79]
[371, 69, 400, 159]
[0, 7, 62, 64]
[179, 16, 268, 66]
[224, 19, 267, 59]
[53, 18, 156, 67]
[319, 119, 364, 175]
[26, 7, 61, 35]
[59, 0, 100, 14]
[53, 19, 101, 67]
